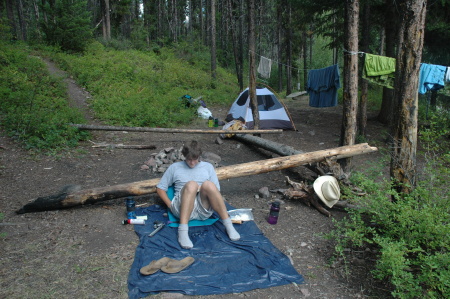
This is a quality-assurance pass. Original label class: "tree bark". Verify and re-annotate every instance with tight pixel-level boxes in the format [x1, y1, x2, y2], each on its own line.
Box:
[104, 0, 111, 40]
[228, 0, 243, 90]
[210, 0, 217, 79]
[339, 0, 359, 172]
[248, 0, 259, 129]
[358, 1, 370, 137]
[277, 3, 283, 92]
[390, 0, 427, 194]
[234, 134, 304, 156]
[71, 123, 283, 134]
[377, 0, 398, 126]
[285, 2, 292, 96]
[17, 143, 378, 214]
[5, 0, 17, 40]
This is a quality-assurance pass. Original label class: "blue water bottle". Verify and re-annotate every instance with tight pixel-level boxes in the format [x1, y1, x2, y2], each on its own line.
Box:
[126, 197, 136, 219]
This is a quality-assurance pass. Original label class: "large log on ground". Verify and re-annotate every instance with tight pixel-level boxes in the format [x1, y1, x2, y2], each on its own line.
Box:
[71, 124, 282, 134]
[234, 134, 303, 156]
[16, 143, 377, 214]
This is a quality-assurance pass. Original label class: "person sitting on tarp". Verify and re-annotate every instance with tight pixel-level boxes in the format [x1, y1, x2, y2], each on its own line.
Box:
[156, 140, 240, 249]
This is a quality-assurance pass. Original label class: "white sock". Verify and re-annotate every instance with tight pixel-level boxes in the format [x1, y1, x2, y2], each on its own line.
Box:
[178, 224, 193, 249]
[222, 217, 240, 241]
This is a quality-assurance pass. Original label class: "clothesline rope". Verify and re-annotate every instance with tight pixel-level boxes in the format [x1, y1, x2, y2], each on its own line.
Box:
[343, 48, 450, 69]
[249, 50, 309, 71]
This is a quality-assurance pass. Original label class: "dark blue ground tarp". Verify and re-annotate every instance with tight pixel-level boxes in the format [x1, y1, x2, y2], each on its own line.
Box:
[128, 204, 304, 299]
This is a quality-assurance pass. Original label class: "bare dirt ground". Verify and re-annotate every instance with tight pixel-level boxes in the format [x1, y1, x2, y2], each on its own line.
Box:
[0, 60, 394, 298]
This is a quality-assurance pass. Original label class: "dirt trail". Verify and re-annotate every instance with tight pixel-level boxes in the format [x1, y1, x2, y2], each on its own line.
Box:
[0, 59, 392, 298]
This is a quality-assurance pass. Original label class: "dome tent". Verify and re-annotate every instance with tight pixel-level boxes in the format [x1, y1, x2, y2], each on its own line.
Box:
[225, 87, 295, 130]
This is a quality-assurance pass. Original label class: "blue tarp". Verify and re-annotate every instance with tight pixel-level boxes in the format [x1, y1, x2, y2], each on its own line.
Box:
[128, 204, 304, 298]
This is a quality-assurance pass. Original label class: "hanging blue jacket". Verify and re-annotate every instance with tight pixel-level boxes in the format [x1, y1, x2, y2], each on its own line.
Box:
[418, 63, 447, 94]
[307, 64, 341, 108]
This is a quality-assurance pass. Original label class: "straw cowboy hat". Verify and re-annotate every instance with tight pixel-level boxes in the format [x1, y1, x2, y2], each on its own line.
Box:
[313, 175, 340, 208]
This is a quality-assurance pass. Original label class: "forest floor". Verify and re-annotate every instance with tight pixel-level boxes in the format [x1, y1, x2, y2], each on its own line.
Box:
[0, 59, 395, 298]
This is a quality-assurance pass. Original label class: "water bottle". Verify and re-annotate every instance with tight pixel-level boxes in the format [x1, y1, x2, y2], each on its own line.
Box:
[267, 202, 280, 225]
[214, 118, 219, 127]
[126, 197, 136, 219]
[208, 116, 214, 127]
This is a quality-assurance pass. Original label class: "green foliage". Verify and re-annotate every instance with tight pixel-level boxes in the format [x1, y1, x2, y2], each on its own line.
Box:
[50, 41, 238, 128]
[328, 161, 450, 298]
[0, 43, 88, 151]
[40, 0, 92, 52]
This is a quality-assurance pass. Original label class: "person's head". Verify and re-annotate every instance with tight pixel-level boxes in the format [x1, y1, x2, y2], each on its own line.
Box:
[182, 140, 202, 168]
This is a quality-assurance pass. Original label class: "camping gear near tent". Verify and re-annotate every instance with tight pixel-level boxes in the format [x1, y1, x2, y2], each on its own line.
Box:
[226, 87, 295, 130]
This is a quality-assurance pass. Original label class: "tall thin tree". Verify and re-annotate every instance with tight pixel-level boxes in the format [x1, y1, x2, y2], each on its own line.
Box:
[248, 0, 259, 129]
[339, 0, 359, 172]
[211, 0, 217, 79]
[390, 0, 427, 194]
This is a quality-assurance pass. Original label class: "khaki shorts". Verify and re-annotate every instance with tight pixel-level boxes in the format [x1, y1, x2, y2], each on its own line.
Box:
[170, 188, 213, 221]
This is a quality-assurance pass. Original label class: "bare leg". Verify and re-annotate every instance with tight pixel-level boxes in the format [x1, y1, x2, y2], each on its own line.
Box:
[199, 181, 240, 241]
[177, 181, 199, 249]
[199, 181, 229, 220]
[179, 181, 199, 224]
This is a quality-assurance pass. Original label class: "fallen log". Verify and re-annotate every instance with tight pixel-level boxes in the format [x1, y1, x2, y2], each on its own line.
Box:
[16, 143, 377, 214]
[71, 123, 282, 134]
[234, 134, 303, 156]
[90, 142, 156, 149]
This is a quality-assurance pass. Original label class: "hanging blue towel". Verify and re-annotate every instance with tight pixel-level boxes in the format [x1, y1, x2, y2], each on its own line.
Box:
[307, 64, 341, 107]
[418, 63, 447, 94]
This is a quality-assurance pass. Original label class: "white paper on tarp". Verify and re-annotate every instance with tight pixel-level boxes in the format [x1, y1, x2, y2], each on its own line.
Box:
[197, 106, 212, 119]
[228, 209, 254, 221]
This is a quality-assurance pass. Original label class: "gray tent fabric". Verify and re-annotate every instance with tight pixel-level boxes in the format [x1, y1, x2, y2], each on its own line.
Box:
[226, 87, 294, 130]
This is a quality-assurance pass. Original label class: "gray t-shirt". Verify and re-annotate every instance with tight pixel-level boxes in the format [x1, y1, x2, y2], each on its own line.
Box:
[157, 161, 220, 195]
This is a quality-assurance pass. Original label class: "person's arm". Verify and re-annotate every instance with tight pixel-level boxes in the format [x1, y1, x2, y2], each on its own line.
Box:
[156, 187, 172, 208]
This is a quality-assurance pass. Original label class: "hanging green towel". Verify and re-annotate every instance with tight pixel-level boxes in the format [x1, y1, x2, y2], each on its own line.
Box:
[362, 53, 396, 89]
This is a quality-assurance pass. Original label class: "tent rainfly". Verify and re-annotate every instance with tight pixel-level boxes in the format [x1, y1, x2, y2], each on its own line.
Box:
[226, 87, 295, 130]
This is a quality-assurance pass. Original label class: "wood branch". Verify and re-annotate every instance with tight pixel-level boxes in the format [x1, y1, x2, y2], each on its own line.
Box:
[90, 142, 156, 149]
[234, 134, 303, 156]
[16, 143, 377, 214]
[71, 124, 282, 134]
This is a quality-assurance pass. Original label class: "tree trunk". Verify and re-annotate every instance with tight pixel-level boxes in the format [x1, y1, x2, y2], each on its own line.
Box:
[285, 3, 292, 96]
[390, 0, 427, 194]
[248, 0, 259, 129]
[303, 30, 308, 92]
[17, 143, 377, 214]
[210, 0, 217, 79]
[16, 0, 27, 41]
[358, 1, 370, 137]
[277, 3, 283, 92]
[228, 0, 243, 90]
[339, 0, 359, 172]
[104, 0, 111, 40]
[5, 0, 17, 40]
[377, 0, 398, 126]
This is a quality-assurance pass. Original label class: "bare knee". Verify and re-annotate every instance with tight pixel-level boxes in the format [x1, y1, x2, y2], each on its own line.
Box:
[183, 181, 200, 195]
[200, 180, 217, 192]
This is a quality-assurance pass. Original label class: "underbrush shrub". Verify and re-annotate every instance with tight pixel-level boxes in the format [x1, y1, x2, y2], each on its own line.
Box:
[0, 43, 88, 151]
[51, 41, 237, 128]
[329, 166, 450, 298]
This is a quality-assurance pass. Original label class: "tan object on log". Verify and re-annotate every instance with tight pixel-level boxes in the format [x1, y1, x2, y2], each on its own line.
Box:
[71, 124, 282, 135]
[16, 143, 377, 214]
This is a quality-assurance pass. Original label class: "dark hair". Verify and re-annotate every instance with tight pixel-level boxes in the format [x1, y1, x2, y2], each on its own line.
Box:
[182, 140, 202, 160]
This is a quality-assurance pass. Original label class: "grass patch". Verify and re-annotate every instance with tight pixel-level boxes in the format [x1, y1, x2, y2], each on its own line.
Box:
[50, 41, 238, 128]
[0, 42, 88, 151]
